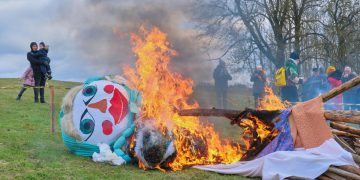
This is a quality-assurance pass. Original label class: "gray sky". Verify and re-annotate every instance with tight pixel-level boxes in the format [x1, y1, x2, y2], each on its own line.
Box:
[0, 0, 218, 83]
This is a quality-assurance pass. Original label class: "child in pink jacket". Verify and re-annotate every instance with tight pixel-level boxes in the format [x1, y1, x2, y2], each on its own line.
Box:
[16, 66, 35, 101]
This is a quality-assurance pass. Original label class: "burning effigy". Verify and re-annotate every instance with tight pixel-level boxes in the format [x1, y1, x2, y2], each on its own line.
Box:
[60, 27, 244, 170]
[60, 26, 360, 179]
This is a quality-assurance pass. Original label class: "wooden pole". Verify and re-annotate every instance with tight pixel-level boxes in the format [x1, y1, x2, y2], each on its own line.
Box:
[50, 85, 55, 134]
[179, 109, 360, 124]
[321, 75, 360, 102]
[178, 108, 242, 118]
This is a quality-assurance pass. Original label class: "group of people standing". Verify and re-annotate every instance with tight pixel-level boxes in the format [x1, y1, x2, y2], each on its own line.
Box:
[16, 42, 52, 103]
[250, 52, 359, 110]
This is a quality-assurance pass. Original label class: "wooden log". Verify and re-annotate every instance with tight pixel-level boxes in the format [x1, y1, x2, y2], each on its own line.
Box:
[355, 147, 360, 155]
[317, 175, 334, 180]
[336, 165, 360, 176]
[178, 108, 242, 118]
[178, 108, 281, 125]
[334, 135, 356, 154]
[321, 75, 360, 102]
[332, 130, 360, 138]
[353, 153, 360, 164]
[286, 176, 312, 180]
[325, 110, 360, 124]
[323, 172, 346, 180]
[179, 109, 360, 125]
[328, 166, 360, 179]
[355, 142, 360, 148]
[330, 122, 360, 136]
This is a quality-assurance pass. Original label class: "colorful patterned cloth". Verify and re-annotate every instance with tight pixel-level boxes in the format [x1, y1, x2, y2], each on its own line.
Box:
[256, 109, 294, 158]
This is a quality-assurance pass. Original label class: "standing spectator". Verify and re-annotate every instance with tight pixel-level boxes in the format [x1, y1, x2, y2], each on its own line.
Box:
[16, 66, 35, 101]
[27, 42, 48, 103]
[318, 67, 330, 94]
[302, 68, 322, 101]
[281, 52, 302, 103]
[250, 66, 266, 107]
[326, 66, 343, 110]
[213, 60, 232, 109]
[341, 66, 357, 110]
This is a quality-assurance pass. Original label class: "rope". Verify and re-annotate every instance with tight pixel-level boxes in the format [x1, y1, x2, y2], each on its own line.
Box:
[0, 85, 72, 90]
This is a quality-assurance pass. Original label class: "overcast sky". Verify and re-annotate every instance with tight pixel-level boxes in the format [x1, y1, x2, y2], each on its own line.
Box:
[0, 0, 223, 83]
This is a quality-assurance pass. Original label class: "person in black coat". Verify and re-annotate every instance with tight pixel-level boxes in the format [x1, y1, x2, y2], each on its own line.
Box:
[27, 42, 48, 103]
[213, 60, 232, 109]
[250, 66, 266, 107]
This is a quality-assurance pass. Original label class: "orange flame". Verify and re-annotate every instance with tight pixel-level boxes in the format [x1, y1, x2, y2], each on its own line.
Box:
[123, 26, 243, 170]
[257, 86, 291, 110]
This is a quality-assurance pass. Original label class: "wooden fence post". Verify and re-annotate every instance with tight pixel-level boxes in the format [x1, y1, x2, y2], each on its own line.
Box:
[50, 85, 55, 134]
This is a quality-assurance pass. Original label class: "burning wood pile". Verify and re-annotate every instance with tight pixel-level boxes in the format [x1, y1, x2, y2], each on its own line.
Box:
[60, 26, 358, 179]
[123, 26, 360, 178]
[179, 75, 360, 179]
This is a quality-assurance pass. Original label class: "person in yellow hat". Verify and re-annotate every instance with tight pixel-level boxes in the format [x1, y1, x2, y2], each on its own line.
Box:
[326, 66, 343, 110]
[326, 66, 336, 75]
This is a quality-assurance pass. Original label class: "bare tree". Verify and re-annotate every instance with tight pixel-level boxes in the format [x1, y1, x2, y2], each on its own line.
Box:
[324, 0, 360, 67]
[192, 0, 360, 79]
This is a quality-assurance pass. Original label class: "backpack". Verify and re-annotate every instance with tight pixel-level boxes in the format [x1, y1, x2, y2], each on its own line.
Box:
[275, 67, 286, 87]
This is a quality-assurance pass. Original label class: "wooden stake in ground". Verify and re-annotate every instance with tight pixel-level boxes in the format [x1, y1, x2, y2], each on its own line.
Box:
[50, 85, 55, 134]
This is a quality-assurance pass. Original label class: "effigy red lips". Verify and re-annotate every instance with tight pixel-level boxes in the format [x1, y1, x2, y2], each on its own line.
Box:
[109, 88, 129, 125]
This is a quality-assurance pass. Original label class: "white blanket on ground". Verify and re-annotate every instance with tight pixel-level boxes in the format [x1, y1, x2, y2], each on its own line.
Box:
[193, 139, 358, 180]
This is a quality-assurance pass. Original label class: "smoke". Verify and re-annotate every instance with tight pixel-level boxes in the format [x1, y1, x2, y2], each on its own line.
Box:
[53, 0, 213, 83]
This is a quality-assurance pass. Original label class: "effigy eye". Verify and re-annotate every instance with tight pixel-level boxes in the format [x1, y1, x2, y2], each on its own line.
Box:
[82, 85, 97, 97]
[80, 118, 95, 134]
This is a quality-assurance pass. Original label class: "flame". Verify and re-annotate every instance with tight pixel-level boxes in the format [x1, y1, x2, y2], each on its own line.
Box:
[257, 86, 291, 110]
[235, 86, 288, 160]
[123, 26, 243, 170]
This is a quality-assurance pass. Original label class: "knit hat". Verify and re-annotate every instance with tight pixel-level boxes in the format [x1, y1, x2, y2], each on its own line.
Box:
[290, 52, 299, 60]
[326, 66, 336, 75]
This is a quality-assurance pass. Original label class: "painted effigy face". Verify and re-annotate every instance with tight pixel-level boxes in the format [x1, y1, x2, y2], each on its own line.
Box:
[73, 80, 130, 144]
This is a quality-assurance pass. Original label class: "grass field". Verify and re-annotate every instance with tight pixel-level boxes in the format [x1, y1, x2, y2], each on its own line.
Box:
[0, 78, 257, 180]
